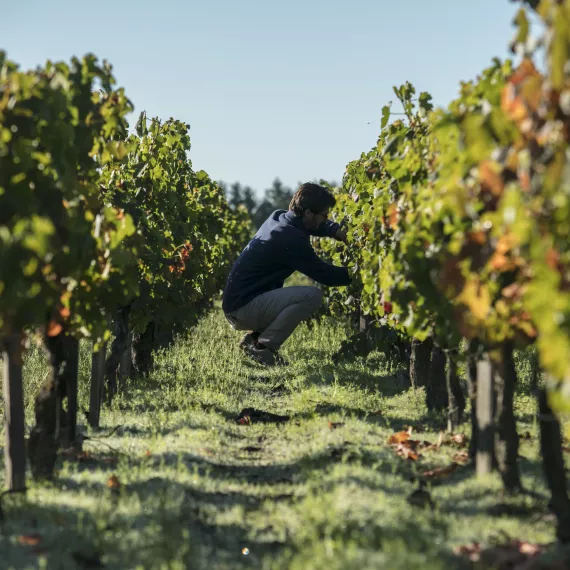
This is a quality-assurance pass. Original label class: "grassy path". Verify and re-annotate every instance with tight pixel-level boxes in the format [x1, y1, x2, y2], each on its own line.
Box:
[0, 311, 557, 569]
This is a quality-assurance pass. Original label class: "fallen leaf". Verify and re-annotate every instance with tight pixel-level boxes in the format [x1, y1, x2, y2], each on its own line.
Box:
[107, 474, 121, 490]
[144, 450, 152, 457]
[18, 534, 43, 546]
[387, 431, 410, 445]
[450, 433, 467, 447]
[395, 442, 420, 461]
[421, 463, 459, 479]
[453, 451, 470, 465]
[238, 416, 251, 425]
[454, 539, 547, 568]
[328, 421, 345, 431]
[453, 542, 482, 562]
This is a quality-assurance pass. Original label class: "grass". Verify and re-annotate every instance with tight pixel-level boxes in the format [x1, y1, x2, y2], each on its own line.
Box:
[0, 309, 563, 569]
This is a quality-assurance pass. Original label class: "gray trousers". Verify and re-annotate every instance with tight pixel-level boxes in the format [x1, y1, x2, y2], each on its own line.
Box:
[225, 286, 323, 349]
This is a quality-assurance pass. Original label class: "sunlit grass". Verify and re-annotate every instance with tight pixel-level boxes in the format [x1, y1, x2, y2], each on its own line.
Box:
[0, 310, 558, 569]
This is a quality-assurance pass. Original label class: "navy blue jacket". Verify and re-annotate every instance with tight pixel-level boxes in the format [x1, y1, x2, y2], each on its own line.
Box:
[222, 210, 350, 314]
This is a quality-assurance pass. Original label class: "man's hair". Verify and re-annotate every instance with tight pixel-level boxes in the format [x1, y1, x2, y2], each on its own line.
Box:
[289, 183, 336, 216]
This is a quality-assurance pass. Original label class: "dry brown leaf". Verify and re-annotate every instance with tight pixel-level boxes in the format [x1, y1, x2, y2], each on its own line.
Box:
[18, 534, 43, 546]
[387, 431, 410, 445]
[107, 474, 121, 490]
[395, 442, 420, 461]
[453, 542, 482, 561]
[453, 451, 470, 465]
[455, 539, 546, 568]
[450, 433, 467, 447]
[421, 463, 459, 479]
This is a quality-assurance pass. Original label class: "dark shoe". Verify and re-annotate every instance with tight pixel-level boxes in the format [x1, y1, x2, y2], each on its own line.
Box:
[239, 332, 259, 352]
[242, 342, 276, 367]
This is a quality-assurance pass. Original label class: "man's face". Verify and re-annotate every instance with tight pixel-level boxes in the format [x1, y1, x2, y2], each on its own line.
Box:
[304, 208, 330, 231]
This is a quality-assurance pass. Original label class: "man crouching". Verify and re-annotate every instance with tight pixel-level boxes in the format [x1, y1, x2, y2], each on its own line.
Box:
[222, 182, 350, 366]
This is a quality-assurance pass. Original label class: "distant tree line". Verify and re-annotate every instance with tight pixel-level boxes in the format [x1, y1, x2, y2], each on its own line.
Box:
[219, 178, 337, 229]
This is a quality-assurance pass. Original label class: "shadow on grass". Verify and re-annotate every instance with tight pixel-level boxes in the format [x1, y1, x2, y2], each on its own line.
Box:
[303, 364, 410, 399]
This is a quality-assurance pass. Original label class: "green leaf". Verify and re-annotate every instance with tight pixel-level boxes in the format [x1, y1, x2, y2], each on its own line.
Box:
[135, 111, 148, 137]
[381, 104, 391, 129]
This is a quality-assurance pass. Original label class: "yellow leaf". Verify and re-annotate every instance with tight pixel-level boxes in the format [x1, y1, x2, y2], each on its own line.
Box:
[456, 278, 491, 321]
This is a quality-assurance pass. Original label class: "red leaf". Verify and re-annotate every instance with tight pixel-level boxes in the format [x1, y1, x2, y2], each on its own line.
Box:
[18, 534, 43, 546]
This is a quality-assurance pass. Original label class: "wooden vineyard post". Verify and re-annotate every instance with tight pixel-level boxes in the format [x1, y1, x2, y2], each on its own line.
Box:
[2, 335, 26, 491]
[538, 379, 570, 543]
[445, 350, 465, 433]
[119, 330, 132, 388]
[89, 342, 106, 428]
[476, 355, 494, 477]
[410, 337, 433, 389]
[65, 338, 80, 446]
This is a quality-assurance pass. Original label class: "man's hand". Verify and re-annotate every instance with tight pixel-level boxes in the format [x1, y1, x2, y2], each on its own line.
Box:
[335, 228, 348, 243]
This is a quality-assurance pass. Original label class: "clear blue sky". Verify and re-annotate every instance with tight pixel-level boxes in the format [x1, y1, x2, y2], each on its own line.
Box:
[1, 0, 520, 196]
